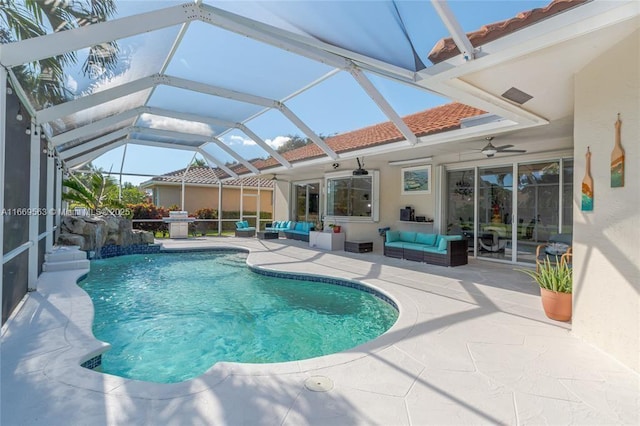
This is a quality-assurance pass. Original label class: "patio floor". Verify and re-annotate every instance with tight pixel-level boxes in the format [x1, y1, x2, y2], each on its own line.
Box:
[2, 237, 638, 425]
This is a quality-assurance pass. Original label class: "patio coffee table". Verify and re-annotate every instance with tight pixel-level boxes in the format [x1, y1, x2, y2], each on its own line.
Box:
[344, 240, 373, 253]
[257, 231, 279, 240]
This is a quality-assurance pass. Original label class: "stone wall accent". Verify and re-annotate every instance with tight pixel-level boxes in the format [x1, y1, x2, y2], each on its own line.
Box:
[58, 216, 154, 252]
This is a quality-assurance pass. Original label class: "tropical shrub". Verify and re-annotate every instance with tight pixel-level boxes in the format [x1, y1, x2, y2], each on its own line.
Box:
[193, 208, 217, 219]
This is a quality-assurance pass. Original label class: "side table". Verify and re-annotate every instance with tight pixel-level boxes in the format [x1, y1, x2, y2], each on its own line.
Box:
[257, 231, 279, 240]
[344, 240, 373, 253]
[309, 231, 345, 250]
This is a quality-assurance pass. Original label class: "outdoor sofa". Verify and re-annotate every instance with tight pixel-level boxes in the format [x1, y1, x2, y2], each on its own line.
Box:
[283, 221, 316, 242]
[265, 220, 294, 236]
[235, 220, 256, 237]
[384, 230, 468, 267]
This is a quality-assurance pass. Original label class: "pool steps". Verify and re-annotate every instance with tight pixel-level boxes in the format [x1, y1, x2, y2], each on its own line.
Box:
[43, 246, 89, 272]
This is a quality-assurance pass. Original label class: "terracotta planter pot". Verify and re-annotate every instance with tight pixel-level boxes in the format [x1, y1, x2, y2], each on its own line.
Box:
[540, 288, 572, 321]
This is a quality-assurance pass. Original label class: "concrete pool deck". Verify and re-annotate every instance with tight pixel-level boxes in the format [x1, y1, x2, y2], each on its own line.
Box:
[2, 237, 638, 425]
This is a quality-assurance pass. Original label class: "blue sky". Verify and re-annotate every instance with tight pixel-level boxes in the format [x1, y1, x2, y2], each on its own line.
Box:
[89, 1, 549, 184]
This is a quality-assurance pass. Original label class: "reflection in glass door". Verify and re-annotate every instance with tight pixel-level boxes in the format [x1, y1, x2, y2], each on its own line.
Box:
[478, 166, 513, 260]
[446, 170, 475, 251]
[516, 162, 560, 263]
[294, 181, 320, 224]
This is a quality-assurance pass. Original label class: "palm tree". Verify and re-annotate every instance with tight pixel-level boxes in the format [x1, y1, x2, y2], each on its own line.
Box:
[0, 0, 118, 106]
[62, 171, 124, 211]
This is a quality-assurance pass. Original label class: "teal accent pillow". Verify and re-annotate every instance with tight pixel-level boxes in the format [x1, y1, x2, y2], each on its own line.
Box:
[437, 235, 463, 251]
[399, 231, 417, 242]
[416, 233, 437, 246]
[386, 230, 400, 242]
[235, 221, 245, 229]
[288, 221, 295, 229]
[301, 222, 310, 232]
[242, 221, 249, 228]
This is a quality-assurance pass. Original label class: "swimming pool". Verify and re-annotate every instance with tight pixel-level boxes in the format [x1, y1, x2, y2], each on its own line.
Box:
[79, 250, 398, 383]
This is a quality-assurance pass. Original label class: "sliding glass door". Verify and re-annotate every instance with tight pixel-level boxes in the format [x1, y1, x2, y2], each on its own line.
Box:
[293, 181, 320, 223]
[446, 158, 573, 264]
[478, 166, 513, 260]
[516, 161, 560, 262]
[446, 170, 475, 251]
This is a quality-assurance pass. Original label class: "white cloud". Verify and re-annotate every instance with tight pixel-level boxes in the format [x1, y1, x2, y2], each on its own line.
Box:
[227, 134, 254, 146]
[66, 75, 78, 93]
[139, 114, 214, 136]
[265, 135, 290, 149]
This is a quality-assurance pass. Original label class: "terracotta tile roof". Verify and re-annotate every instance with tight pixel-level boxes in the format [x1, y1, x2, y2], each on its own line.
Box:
[234, 102, 485, 173]
[428, 0, 588, 64]
[145, 166, 274, 188]
[145, 102, 485, 179]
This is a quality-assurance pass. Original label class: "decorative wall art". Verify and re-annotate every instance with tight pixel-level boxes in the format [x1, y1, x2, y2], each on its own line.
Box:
[611, 113, 625, 187]
[401, 165, 431, 195]
[581, 146, 593, 211]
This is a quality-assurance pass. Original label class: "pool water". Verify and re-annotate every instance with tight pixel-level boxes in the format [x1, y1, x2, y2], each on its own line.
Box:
[79, 251, 398, 383]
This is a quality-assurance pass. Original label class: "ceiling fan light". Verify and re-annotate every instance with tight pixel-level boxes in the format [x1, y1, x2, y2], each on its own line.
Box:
[482, 147, 497, 156]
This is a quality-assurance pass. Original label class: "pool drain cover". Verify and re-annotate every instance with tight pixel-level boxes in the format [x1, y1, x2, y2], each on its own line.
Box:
[304, 376, 333, 392]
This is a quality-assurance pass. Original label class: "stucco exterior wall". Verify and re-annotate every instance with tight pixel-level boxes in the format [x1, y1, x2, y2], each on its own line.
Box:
[573, 29, 639, 372]
[282, 158, 438, 246]
[153, 184, 273, 215]
[273, 180, 290, 221]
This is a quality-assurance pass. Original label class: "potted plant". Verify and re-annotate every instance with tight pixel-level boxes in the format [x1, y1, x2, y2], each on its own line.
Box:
[519, 258, 572, 321]
[328, 224, 341, 233]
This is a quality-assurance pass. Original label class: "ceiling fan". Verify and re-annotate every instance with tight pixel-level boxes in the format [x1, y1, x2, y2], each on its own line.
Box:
[479, 137, 526, 157]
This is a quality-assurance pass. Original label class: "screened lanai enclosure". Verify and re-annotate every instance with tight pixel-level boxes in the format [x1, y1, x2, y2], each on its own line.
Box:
[3, 0, 638, 325]
[2, 0, 566, 324]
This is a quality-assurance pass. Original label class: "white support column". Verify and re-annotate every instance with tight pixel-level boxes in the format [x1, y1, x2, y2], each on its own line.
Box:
[51, 107, 143, 146]
[59, 127, 129, 155]
[1, 67, 7, 317]
[181, 153, 197, 212]
[348, 65, 418, 145]
[511, 162, 518, 263]
[257, 179, 261, 231]
[217, 181, 223, 236]
[240, 181, 244, 221]
[38, 76, 157, 124]
[28, 120, 40, 290]
[55, 162, 63, 238]
[45, 146, 55, 252]
[198, 149, 238, 178]
[430, 0, 476, 61]
[209, 138, 260, 174]
[277, 103, 338, 160]
[118, 144, 128, 201]
[237, 124, 292, 168]
[0, 5, 197, 66]
[65, 139, 128, 168]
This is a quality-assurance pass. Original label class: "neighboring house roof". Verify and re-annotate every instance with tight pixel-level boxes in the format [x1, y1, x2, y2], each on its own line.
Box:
[233, 102, 485, 174]
[143, 166, 274, 188]
[428, 0, 587, 64]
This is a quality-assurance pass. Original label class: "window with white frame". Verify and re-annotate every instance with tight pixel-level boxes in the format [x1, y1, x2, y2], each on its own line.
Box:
[325, 171, 379, 221]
